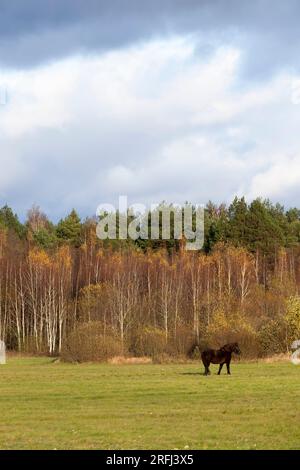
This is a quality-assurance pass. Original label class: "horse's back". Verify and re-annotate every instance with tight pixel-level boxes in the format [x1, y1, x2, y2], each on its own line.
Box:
[201, 348, 226, 364]
[201, 348, 214, 361]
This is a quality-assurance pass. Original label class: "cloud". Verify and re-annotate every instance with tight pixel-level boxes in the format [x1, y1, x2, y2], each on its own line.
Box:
[1, 0, 300, 81]
[246, 155, 300, 204]
[0, 61, 77, 137]
[1, 34, 300, 219]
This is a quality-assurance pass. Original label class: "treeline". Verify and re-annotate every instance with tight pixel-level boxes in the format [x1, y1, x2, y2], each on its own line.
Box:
[0, 198, 300, 360]
[1, 197, 300, 253]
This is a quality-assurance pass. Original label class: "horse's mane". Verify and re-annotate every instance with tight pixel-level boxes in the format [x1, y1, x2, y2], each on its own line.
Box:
[188, 341, 237, 356]
[187, 339, 210, 356]
[219, 342, 237, 352]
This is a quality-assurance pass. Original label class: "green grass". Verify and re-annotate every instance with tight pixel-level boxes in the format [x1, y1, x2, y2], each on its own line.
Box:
[0, 357, 299, 449]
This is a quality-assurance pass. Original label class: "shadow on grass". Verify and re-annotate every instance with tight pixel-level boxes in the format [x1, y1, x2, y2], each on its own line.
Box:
[180, 371, 204, 376]
[180, 371, 227, 376]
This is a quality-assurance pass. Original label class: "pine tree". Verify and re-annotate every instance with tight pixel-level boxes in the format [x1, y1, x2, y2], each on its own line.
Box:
[0, 205, 26, 238]
[56, 209, 82, 246]
[227, 197, 248, 246]
[244, 199, 285, 254]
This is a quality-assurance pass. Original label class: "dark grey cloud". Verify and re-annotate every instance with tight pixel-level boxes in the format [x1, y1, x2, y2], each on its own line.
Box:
[0, 0, 300, 79]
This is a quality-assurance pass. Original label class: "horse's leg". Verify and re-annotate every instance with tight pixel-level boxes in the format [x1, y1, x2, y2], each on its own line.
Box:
[202, 359, 210, 375]
[226, 360, 231, 375]
[218, 363, 224, 375]
[201, 353, 210, 375]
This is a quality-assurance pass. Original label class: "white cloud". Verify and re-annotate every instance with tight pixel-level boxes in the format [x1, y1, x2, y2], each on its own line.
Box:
[246, 155, 300, 201]
[0, 35, 300, 218]
[0, 61, 78, 138]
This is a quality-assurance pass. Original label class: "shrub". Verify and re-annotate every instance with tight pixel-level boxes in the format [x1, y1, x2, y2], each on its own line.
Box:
[286, 296, 300, 343]
[168, 325, 197, 357]
[61, 321, 124, 362]
[258, 318, 287, 356]
[129, 327, 167, 359]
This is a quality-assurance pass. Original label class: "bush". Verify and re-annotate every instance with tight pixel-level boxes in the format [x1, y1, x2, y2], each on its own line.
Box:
[168, 325, 197, 357]
[61, 322, 124, 362]
[258, 318, 287, 356]
[129, 327, 167, 359]
[286, 296, 300, 343]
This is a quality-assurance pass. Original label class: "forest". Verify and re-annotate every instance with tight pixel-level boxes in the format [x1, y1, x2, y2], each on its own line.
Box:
[0, 196, 300, 360]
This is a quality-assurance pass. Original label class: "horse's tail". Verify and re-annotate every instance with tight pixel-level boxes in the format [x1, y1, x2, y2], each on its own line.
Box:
[187, 341, 200, 357]
[187, 338, 210, 357]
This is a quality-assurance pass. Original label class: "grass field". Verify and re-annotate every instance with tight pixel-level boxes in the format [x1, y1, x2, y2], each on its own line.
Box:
[0, 356, 299, 450]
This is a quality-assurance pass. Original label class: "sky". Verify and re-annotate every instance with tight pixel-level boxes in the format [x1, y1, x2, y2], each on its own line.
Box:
[1, 0, 300, 220]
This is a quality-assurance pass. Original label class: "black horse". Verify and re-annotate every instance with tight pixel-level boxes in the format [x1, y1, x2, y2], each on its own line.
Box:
[189, 342, 241, 375]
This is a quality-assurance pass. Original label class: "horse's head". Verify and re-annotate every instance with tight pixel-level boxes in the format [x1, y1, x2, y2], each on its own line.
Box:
[232, 342, 241, 355]
[220, 342, 241, 355]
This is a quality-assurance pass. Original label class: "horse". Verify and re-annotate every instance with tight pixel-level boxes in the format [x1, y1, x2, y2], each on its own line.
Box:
[189, 342, 241, 375]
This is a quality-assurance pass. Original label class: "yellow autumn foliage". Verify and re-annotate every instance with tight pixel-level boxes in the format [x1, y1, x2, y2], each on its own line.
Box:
[28, 248, 51, 268]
